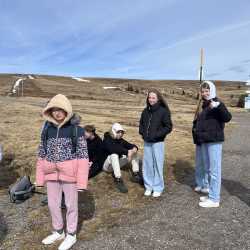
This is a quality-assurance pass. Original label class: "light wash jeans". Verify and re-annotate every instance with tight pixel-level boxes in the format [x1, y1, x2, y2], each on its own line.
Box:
[143, 141, 165, 193]
[200, 142, 223, 202]
[195, 145, 209, 189]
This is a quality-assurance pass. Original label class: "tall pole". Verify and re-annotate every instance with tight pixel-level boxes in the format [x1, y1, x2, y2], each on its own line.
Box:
[21, 79, 24, 97]
[199, 48, 204, 85]
[194, 48, 204, 120]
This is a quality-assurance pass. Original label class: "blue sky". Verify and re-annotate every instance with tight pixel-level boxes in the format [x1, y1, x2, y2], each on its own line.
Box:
[0, 0, 250, 80]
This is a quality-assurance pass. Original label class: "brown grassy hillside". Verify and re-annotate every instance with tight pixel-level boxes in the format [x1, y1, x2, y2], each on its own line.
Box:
[0, 74, 247, 249]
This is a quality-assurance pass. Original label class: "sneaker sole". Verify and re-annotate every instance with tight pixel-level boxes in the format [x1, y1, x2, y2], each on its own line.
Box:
[199, 202, 219, 208]
[58, 239, 77, 250]
[42, 236, 65, 245]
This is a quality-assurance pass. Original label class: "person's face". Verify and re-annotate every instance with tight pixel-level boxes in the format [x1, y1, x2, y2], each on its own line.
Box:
[51, 108, 67, 123]
[201, 88, 210, 100]
[116, 130, 124, 139]
[85, 131, 94, 140]
[148, 92, 158, 106]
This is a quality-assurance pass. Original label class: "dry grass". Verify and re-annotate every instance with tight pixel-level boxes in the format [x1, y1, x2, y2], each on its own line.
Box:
[0, 74, 246, 249]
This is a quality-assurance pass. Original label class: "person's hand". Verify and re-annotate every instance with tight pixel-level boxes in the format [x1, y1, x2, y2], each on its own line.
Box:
[209, 101, 220, 109]
[128, 149, 136, 161]
[132, 147, 138, 153]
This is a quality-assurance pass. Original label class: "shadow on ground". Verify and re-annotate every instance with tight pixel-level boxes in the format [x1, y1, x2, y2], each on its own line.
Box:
[77, 190, 96, 232]
[172, 159, 195, 187]
[222, 179, 250, 207]
[0, 153, 19, 189]
[0, 212, 8, 245]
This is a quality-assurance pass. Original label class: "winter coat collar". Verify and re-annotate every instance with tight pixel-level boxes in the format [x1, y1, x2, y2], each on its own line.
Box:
[147, 102, 161, 112]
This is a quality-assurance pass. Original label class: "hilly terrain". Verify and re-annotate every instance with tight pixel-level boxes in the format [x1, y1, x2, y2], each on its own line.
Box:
[0, 73, 247, 249]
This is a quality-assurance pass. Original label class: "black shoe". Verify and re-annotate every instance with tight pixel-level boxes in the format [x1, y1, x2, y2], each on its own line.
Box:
[130, 172, 144, 186]
[114, 178, 128, 193]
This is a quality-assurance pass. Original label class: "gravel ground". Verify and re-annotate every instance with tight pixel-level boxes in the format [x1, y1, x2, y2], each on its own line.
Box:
[0, 111, 249, 250]
[75, 111, 250, 250]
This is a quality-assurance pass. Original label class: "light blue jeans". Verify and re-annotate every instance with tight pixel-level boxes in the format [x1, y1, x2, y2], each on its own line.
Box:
[200, 142, 223, 202]
[143, 141, 165, 193]
[195, 145, 209, 189]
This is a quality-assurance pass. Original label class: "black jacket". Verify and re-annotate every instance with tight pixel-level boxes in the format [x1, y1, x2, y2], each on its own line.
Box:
[86, 134, 105, 179]
[139, 102, 173, 143]
[192, 98, 232, 145]
[86, 134, 105, 166]
[102, 132, 138, 158]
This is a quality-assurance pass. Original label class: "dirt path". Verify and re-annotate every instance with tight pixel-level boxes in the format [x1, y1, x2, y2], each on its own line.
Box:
[75, 111, 250, 250]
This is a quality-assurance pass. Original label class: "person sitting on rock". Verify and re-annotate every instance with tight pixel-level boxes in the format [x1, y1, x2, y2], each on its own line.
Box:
[84, 125, 105, 179]
[102, 123, 142, 193]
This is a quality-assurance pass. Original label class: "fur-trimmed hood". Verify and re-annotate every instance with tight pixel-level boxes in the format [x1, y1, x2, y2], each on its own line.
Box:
[43, 94, 73, 127]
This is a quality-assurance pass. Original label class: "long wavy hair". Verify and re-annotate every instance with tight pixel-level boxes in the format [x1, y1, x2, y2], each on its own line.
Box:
[146, 88, 169, 109]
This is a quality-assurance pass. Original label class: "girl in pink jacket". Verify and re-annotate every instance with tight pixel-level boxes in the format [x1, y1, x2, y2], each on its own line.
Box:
[36, 94, 89, 250]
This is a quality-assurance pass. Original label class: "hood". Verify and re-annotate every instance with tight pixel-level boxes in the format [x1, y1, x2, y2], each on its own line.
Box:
[202, 80, 216, 100]
[42, 94, 73, 127]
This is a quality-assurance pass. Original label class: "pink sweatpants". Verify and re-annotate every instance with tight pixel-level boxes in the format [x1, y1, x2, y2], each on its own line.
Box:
[46, 181, 78, 234]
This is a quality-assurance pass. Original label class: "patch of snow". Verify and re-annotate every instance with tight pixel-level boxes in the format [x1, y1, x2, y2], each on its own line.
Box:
[72, 77, 90, 82]
[103, 86, 120, 90]
[12, 78, 24, 94]
[28, 75, 34, 79]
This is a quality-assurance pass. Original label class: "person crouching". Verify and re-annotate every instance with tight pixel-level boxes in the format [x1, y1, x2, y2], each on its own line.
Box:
[102, 123, 142, 193]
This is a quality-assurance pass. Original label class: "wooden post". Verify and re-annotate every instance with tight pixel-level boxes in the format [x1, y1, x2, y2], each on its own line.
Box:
[194, 48, 204, 120]
[21, 80, 24, 97]
[199, 48, 204, 83]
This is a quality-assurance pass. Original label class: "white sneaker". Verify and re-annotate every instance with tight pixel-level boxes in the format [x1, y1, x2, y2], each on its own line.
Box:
[58, 234, 77, 250]
[152, 191, 162, 198]
[200, 196, 208, 202]
[194, 186, 202, 192]
[144, 190, 152, 196]
[42, 231, 65, 245]
[201, 188, 209, 194]
[199, 199, 219, 208]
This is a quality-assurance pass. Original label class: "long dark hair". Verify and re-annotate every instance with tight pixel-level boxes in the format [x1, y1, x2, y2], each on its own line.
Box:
[146, 88, 169, 109]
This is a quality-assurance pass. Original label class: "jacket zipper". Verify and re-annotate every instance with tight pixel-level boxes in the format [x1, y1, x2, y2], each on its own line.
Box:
[146, 112, 153, 138]
[55, 127, 60, 180]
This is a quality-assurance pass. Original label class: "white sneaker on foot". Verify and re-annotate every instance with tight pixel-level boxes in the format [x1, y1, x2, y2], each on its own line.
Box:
[200, 196, 208, 202]
[199, 199, 219, 208]
[58, 234, 77, 250]
[42, 231, 65, 245]
[200, 188, 209, 194]
[152, 191, 162, 198]
[194, 186, 202, 192]
[144, 190, 152, 196]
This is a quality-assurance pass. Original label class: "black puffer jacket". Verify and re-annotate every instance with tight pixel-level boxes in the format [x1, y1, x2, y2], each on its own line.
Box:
[139, 102, 172, 143]
[87, 134, 105, 179]
[192, 98, 232, 145]
[102, 132, 138, 158]
[87, 134, 105, 166]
